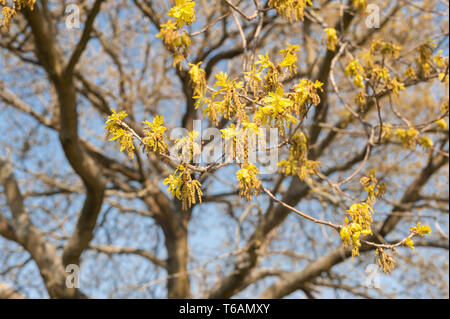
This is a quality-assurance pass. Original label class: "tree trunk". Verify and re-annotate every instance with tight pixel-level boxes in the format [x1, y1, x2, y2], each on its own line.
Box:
[165, 225, 190, 298]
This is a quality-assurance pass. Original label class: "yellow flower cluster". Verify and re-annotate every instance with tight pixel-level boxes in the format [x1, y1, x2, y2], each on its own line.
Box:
[340, 216, 373, 259]
[157, 20, 191, 68]
[360, 171, 386, 204]
[278, 132, 319, 181]
[416, 40, 436, 77]
[434, 50, 447, 69]
[375, 248, 396, 274]
[237, 163, 261, 200]
[168, 0, 196, 28]
[345, 59, 365, 89]
[347, 203, 373, 231]
[324, 28, 338, 52]
[280, 43, 300, 76]
[255, 53, 280, 92]
[409, 39, 449, 81]
[163, 164, 203, 210]
[255, 86, 297, 131]
[395, 127, 434, 150]
[106, 109, 170, 160]
[436, 119, 448, 130]
[378, 215, 432, 273]
[268, 0, 312, 22]
[339, 172, 388, 258]
[1, 0, 35, 29]
[188, 62, 207, 97]
[105, 109, 135, 159]
[290, 79, 323, 116]
[191, 45, 325, 200]
[195, 72, 246, 125]
[157, 1, 196, 68]
[410, 222, 432, 236]
[349, 40, 406, 97]
[371, 40, 401, 59]
[175, 131, 202, 163]
[220, 123, 260, 163]
[352, 0, 368, 11]
[142, 116, 168, 154]
[404, 222, 433, 250]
